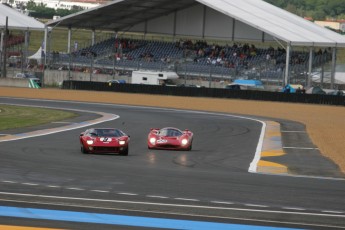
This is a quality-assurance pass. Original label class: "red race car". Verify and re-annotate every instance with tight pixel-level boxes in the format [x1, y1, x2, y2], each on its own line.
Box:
[80, 128, 130, 155]
[148, 127, 193, 151]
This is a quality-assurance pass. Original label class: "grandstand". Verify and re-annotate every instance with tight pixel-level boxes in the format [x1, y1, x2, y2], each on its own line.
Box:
[48, 36, 332, 86]
[44, 0, 345, 88]
[2, 0, 344, 89]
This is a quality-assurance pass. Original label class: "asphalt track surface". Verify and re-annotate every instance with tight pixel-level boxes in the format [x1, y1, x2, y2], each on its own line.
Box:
[0, 98, 345, 229]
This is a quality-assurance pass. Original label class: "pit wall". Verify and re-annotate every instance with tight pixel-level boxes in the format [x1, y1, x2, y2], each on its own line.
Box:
[0, 78, 31, 88]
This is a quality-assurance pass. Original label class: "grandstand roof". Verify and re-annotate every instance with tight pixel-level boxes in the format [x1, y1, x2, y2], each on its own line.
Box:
[0, 4, 45, 31]
[46, 0, 345, 48]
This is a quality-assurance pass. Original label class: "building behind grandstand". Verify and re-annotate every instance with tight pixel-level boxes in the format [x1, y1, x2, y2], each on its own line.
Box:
[314, 20, 345, 33]
[0, 0, 107, 10]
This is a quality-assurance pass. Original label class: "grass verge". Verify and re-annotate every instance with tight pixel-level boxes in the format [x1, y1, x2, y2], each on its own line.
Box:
[0, 105, 77, 131]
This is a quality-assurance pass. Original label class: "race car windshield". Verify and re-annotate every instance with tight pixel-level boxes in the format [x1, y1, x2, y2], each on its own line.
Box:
[94, 129, 123, 137]
[159, 129, 182, 137]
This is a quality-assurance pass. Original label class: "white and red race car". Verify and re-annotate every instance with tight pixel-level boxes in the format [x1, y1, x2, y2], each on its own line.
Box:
[148, 127, 193, 151]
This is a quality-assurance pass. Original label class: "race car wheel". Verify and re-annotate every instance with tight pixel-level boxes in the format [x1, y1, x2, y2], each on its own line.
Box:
[81, 145, 88, 154]
[120, 147, 128, 156]
[188, 141, 193, 151]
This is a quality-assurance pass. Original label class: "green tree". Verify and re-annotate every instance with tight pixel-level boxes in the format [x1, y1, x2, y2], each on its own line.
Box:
[26, 0, 36, 9]
[264, 0, 345, 20]
[285, 3, 298, 14]
[311, 10, 326, 20]
[25, 1, 83, 19]
[56, 8, 72, 17]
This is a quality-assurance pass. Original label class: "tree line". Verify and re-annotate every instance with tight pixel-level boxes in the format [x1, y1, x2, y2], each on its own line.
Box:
[9, 0, 83, 19]
[7, 0, 345, 21]
[264, 0, 345, 20]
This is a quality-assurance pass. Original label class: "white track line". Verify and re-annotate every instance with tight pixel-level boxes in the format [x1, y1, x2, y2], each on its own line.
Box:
[91, 190, 109, 193]
[66, 187, 85, 191]
[118, 193, 138, 196]
[0, 191, 344, 219]
[0, 103, 119, 143]
[21, 183, 38, 186]
[174, 198, 200, 202]
[2, 181, 17, 184]
[211, 201, 235, 205]
[146, 195, 169, 199]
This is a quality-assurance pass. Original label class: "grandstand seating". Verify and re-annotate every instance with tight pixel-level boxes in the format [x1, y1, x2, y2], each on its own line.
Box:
[49, 36, 332, 82]
[5, 34, 25, 47]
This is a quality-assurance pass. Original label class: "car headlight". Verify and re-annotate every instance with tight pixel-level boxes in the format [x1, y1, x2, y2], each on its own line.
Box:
[86, 140, 94, 145]
[150, 137, 156, 145]
[119, 140, 126, 145]
[181, 139, 188, 146]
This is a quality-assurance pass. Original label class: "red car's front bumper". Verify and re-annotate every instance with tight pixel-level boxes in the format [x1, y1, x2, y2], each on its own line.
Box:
[148, 142, 191, 150]
[82, 143, 128, 154]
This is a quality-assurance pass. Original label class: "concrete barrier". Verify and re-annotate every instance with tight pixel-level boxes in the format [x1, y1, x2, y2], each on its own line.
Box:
[0, 78, 40, 88]
[0, 78, 31, 88]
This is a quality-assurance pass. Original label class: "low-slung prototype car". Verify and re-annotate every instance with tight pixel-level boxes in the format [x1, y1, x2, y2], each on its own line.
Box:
[80, 128, 130, 155]
[148, 127, 193, 151]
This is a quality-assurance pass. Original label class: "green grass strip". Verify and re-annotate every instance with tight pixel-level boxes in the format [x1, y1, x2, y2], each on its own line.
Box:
[0, 105, 77, 131]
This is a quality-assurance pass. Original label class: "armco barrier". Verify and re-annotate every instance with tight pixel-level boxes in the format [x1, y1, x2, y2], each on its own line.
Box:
[62, 81, 345, 106]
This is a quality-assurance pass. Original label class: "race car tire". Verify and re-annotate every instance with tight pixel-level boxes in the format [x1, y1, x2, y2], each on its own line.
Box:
[81, 145, 88, 154]
[120, 147, 129, 156]
[188, 141, 193, 151]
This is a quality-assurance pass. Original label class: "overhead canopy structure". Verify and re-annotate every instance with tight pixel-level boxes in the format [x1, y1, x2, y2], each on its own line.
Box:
[46, 0, 345, 48]
[0, 4, 45, 31]
[1, 4, 45, 78]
